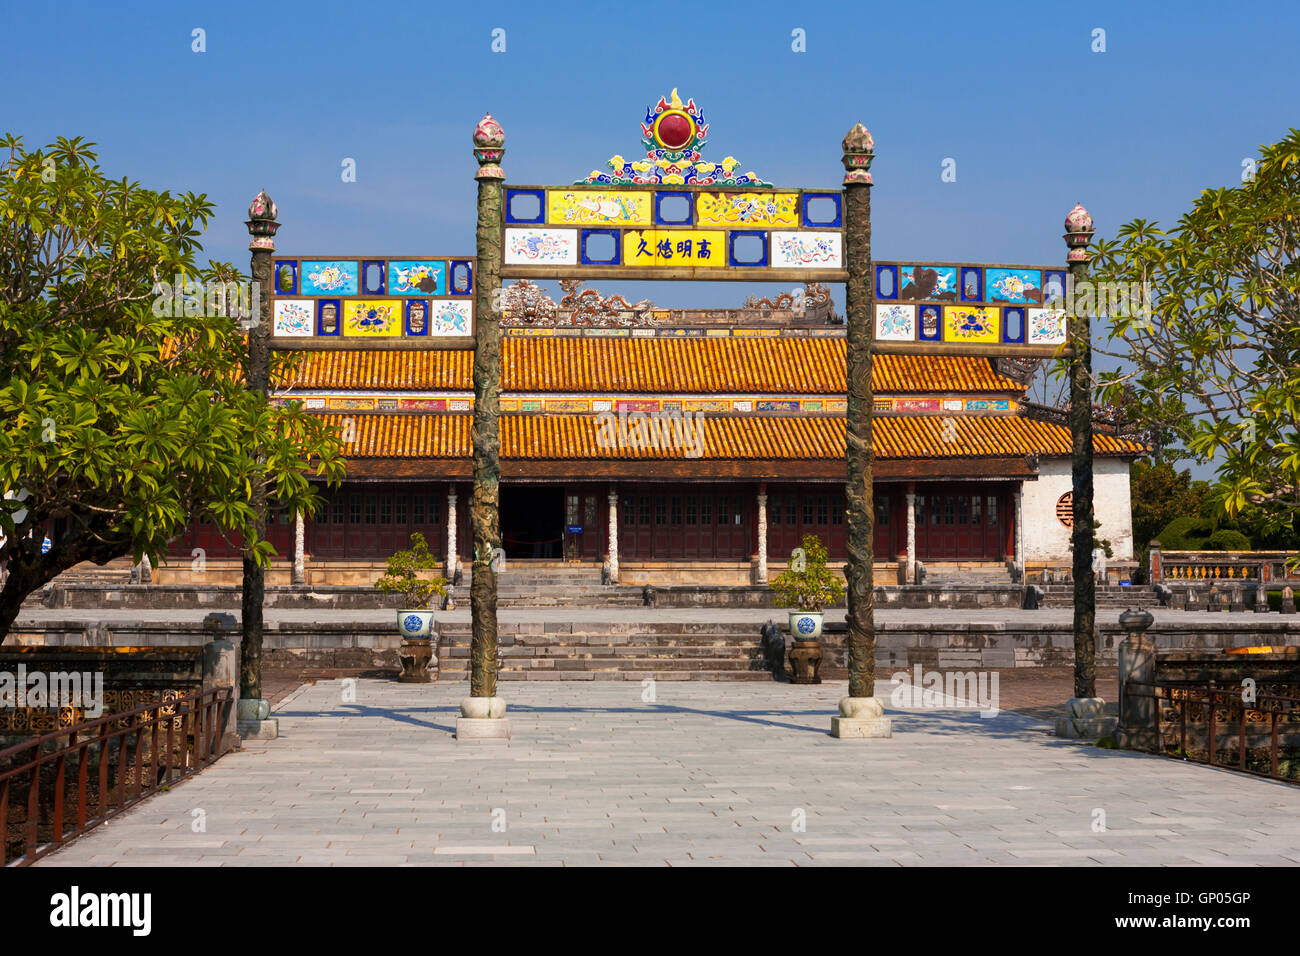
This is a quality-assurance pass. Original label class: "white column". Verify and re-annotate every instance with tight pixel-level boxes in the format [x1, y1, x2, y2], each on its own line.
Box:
[1015, 483, 1025, 578]
[905, 490, 916, 585]
[756, 487, 768, 584]
[292, 509, 306, 585]
[607, 485, 619, 582]
[446, 485, 458, 577]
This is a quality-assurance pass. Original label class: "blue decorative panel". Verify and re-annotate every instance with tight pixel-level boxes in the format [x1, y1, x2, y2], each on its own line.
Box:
[875, 264, 897, 299]
[654, 191, 693, 226]
[727, 230, 769, 267]
[1042, 270, 1067, 305]
[300, 260, 358, 296]
[316, 299, 342, 336]
[405, 299, 431, 336]
[580, 229, 621, 266]
[387, 260, 444, 295]
[918, 304, 942, 341]
[960, 267, 983, 302]
[449, 260, 474, 296]
[1002, 307, 1026, 343]
[361, 260, 386, 295]
[986, 267, 1043, 303]
[801, 192, 842, 228]
[504, 188, 545, 224]
[274, 260, 298, 295]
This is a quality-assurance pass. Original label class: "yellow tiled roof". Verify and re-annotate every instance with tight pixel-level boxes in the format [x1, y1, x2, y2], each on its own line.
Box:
[321, 412, 1144, 460]
[280, 339, 1024, 394]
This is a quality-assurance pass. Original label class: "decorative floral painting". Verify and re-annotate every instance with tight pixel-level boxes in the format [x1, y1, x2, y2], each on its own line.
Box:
[696, 192, 799, 227]
[986, 268, 1043, 304]
[943, 306, 1000, 343]
[504, 228, 578, 264]
[874, 303, 915, 341]
[1027, 307, 1068, 344]
[300, 260, 358, 296]
[342, 299, 401, 337]
[428, 301, 472, 336]
[899, 266, 958, 300]
[272, 299, 314, 337]
[771, 232, 841, 268]
[548, 190, 651, 225]
[388, 260, 445, 295]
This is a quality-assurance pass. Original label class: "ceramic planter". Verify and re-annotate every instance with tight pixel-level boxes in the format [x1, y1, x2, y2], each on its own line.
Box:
[789, 610, 824, 640]
[397, 609, 434, 638]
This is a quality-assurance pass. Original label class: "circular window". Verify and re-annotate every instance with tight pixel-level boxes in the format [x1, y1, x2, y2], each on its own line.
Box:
[1056, 492, 1073, 528]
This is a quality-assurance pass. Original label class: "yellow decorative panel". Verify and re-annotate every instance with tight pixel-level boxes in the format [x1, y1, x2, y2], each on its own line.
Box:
[943, 306, 1000, 344]
[548, 190, 651, 226]
[696, 192, 799, 227]
[622, 230, 726, 268]
[343, 299, 402, 337]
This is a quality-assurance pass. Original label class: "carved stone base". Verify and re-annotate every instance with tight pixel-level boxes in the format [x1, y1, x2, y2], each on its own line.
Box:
[398, 638, 435, 683]
[1054, 697, 1118, 739]
[788, 640, 823, 684]
[831, 716, 893, 738]
[238, 718, 279, 741]
[455, 717, 511, 742]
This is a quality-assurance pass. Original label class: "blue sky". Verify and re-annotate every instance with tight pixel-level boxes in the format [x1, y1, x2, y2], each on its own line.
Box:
[1, 0, 1296, 315]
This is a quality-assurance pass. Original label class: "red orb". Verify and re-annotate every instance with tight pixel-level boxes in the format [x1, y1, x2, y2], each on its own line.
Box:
[656, 111, 694, 150]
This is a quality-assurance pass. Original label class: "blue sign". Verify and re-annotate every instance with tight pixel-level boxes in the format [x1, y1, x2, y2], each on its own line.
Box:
[567, 525, 583, 534]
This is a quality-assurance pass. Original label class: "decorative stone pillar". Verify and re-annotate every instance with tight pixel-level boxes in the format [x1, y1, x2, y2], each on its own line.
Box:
[833, 121, 890, 740]
[291, 509, 306, 586]
[1056, 202, 1100, 740]
[238, 189, 279, 742]
[606, 485, 619, 583]
[446, 485, 458, 578]
[1114, 608, 1155, 750]
[905, 483, 916, 585]
[458, 113, 509, 742]
[756, 483, 768, 585]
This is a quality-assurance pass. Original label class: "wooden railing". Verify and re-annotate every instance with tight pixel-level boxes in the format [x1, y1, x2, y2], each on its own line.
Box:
[1, 687, 233, 867]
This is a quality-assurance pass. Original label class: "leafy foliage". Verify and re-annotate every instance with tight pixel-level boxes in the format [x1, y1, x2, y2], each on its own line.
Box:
[770, 534, 844, 612]
[1091, 128, 1300, 544]
[0, 135, 346, 640]
[373, 533, 447, 609]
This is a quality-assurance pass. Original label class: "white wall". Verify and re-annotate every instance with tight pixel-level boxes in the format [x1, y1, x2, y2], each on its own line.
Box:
[1021, 457, 1133, 564]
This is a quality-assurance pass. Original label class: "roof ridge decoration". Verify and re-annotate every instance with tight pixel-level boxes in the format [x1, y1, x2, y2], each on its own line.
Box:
[576, 88, 771, 187]
[501, 278, 658, 327]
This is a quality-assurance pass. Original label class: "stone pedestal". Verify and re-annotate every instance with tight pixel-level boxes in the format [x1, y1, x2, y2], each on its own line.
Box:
[237, 697, 278, 741]
[397, 638, 436, 683]
[788, 640, 823, 684]
[456, 696, 510, 742]
[1054, 696, 1117, 739]
[1116, 634, 1158, 751]
[830, 696, 892, 739]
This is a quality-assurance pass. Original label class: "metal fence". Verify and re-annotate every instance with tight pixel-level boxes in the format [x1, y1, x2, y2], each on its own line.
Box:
[1, 687, 233, 866]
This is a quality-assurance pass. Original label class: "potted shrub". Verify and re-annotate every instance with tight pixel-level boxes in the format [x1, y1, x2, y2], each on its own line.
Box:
[374, 532, 448, 642]
[770, 533, 844, 640]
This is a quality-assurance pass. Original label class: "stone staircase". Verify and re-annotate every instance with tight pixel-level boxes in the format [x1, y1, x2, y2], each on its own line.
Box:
[920, 565, 1015, 587]
[444, 567, 643, 608]
[1038, 583, 1160, 608]
[436, 619, 773, 681]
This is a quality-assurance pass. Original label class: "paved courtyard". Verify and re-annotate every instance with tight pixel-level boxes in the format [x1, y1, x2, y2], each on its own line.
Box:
[35, 678, 1300, 867]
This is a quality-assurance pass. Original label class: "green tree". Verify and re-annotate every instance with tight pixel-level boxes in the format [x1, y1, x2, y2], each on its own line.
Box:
[1131, 461, 1211, 550]
[0, 135, 345, 642]
[1091, 128, 1300, 547]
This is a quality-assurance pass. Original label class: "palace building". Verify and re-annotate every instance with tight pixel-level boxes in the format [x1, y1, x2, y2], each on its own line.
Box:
[164, 280, 1143, 587]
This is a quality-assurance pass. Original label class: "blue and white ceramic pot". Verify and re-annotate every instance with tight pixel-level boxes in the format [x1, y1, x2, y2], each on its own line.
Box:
[397, 610, 435, 639]
[789, 611, 823, 640]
